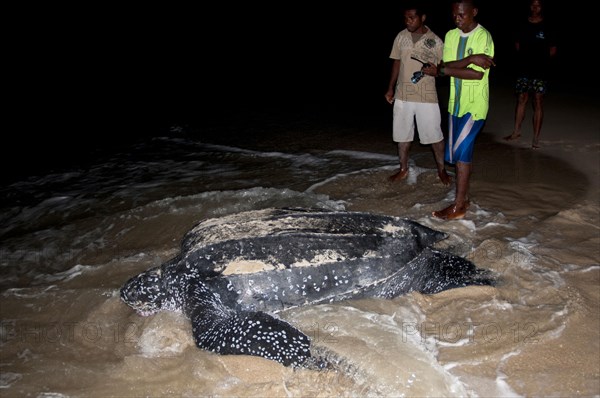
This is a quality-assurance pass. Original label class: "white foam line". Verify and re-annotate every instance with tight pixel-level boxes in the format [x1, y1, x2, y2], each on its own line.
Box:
[199, 142, 322, 162]
[443, 359, 486, 370]
[495, 372, 524, 398]
[201, 143, 398, 166]
[0, 372, 22, 389]
[405, 165, 429, 185]
[574, 265, 600, 273]
[305, 165, 397, 192]
[436, 337, 471, 347]
[456, 219, 477, 231]
[325, 149, 397, 161]
[2, 285, 57, 298]
[33, 264, 94, 283]
[480, 222, 517, 230]
[495, 350, 523, 398]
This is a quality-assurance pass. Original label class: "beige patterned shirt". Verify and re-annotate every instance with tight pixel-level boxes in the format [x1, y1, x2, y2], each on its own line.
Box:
[390, 26, 443, 103]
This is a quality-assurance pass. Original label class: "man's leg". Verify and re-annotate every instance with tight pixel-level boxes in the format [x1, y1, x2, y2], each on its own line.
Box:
[431, 140, 451, 185]
[454, 161, 471, 210]
[504, 92, 528, 141]
[390, 100, 414, 182]
[432, 162, 471, 220]
[531, 92, 544, 149]
[389, 142, 411, 181]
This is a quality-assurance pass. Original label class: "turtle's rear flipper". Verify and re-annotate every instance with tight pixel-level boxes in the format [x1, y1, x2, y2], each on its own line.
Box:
[187, 283, 311, 367]
[376, 247, 496, 298]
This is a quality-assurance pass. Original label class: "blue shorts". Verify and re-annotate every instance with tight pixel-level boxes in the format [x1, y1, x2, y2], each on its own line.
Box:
[515, 77, 547, 94]
[446, 113, 485, 164]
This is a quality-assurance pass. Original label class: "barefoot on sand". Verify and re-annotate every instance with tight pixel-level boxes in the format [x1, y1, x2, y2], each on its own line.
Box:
[503, 133, 521, 141]
[432, 203, 470, 220]
[388, 169, 408, 182]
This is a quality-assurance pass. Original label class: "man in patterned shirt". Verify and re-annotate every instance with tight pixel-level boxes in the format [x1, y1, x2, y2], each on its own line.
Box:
[384, 2, 451, 185]
[422, 0, 495, 220]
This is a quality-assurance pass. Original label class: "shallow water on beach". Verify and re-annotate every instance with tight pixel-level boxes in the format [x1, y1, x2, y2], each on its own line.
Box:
[1, 94, 599, 397]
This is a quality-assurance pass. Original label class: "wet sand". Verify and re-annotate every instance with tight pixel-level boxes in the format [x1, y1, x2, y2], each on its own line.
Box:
[195, 83, 600, 396]
[328, 85, 600, 396]
[1, 81, 598, 397]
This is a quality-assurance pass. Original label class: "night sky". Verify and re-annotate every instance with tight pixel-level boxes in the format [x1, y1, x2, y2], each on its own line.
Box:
[4, 1, 590, 179]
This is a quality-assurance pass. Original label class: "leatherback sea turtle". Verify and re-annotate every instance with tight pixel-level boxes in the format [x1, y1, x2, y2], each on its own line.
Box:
[120, 208, 494, 367]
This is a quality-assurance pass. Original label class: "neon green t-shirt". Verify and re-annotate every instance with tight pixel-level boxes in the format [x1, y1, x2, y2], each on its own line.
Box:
[443, 24, 495, 120]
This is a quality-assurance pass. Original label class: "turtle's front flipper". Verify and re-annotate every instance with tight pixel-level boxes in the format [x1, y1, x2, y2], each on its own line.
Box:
[186, 282, 312, 367]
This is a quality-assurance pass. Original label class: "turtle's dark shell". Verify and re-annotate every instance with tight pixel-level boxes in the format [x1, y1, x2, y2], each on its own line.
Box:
[120, 208, 495, 367]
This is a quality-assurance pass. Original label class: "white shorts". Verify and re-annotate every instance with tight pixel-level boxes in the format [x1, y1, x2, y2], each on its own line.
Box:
[392, 100, 443, 144]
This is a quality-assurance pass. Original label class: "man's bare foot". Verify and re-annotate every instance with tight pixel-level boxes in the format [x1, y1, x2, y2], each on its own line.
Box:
[532, 139, 540, 149]
[432, 202, 469, 220]
[503, 133, 521, 141]
[389, 168, 408, 182]
[438, 170, 452, 186]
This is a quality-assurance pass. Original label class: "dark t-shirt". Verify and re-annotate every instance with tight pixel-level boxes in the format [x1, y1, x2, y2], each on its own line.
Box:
[515, 19, 557, 79]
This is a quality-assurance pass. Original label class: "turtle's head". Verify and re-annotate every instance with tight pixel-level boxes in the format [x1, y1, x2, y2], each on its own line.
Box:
[120, 267, 167, 316]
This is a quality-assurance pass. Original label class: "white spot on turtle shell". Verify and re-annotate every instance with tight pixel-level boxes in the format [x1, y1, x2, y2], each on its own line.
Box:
[380, 223, 408, 234]
[291, 250, 346, 267]
[222, 260, 276, 275]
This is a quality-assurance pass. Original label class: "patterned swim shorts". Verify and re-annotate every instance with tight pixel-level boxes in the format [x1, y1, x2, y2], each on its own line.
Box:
[515, 77, 547, 94]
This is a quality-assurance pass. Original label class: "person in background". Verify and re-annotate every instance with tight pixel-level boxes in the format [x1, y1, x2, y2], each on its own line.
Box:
[422, 0, 495, 220]
[384, 2, 451, 186]
[503, 0, 557, 149]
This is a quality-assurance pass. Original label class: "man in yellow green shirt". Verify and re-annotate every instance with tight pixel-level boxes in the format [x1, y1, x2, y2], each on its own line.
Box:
[422, 0, 494, 220]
